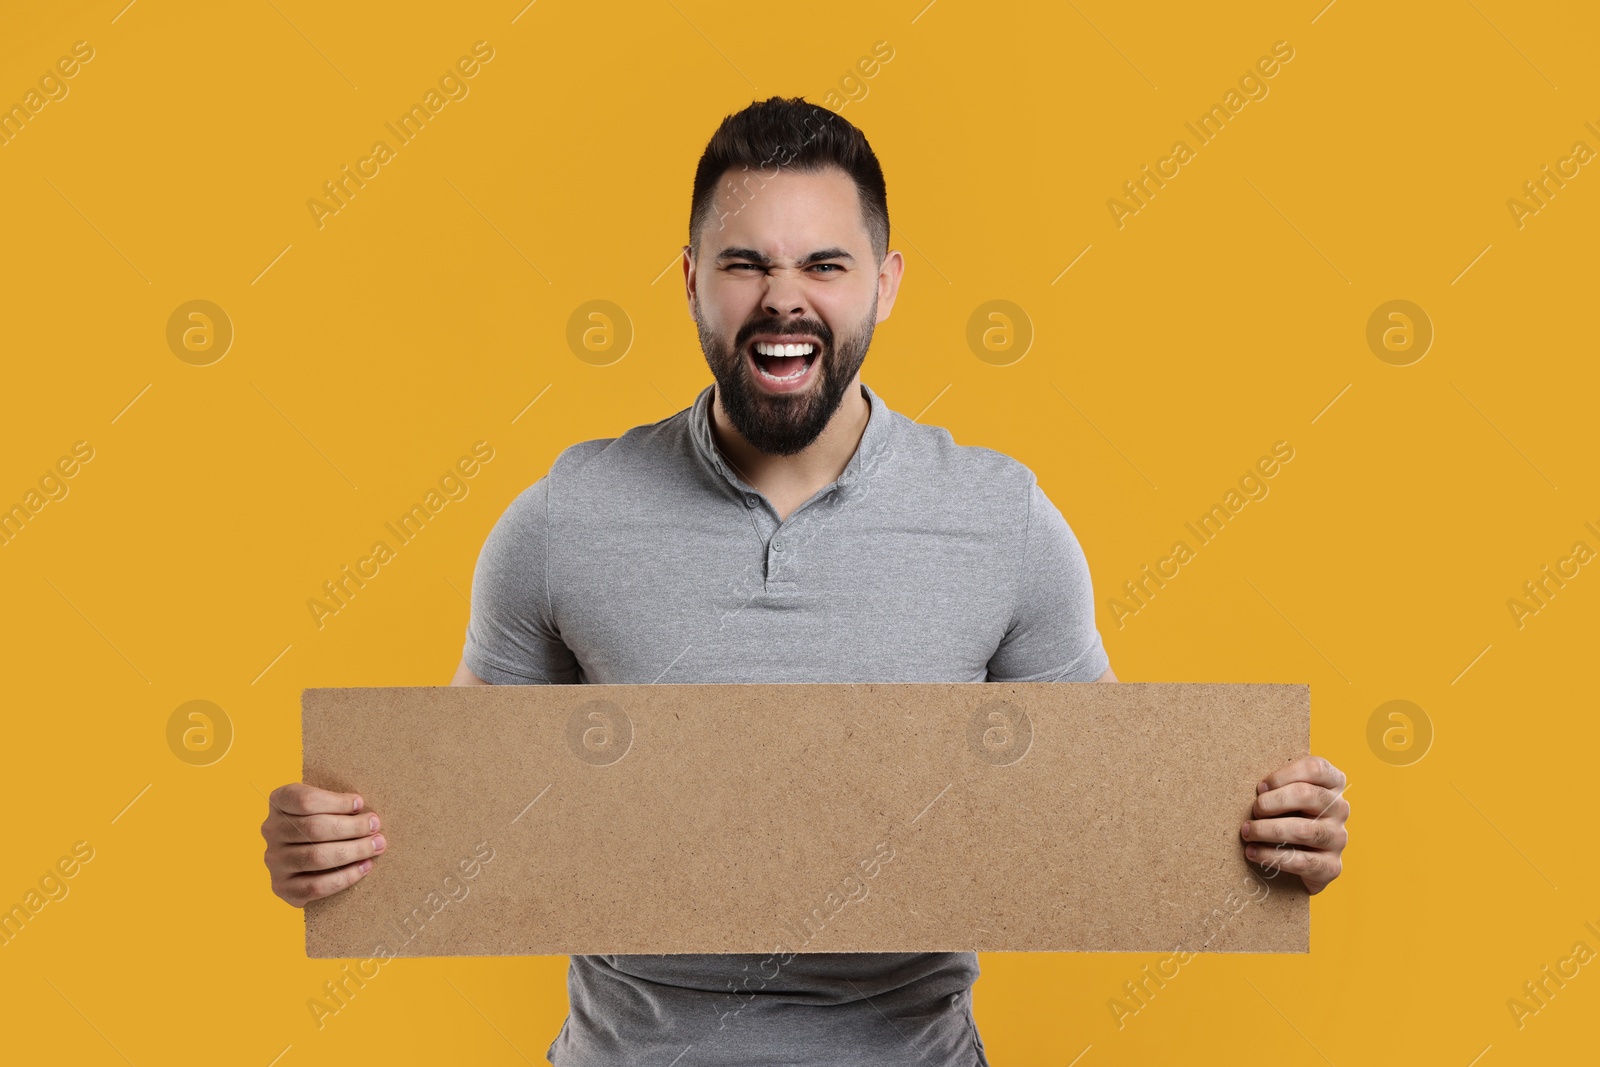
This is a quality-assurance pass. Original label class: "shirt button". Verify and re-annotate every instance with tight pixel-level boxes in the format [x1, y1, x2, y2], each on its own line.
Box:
[772, 540, 784, 552]
[744, 494, 758, 507]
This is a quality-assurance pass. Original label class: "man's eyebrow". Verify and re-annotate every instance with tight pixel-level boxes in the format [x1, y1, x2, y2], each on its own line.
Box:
[715, 247, 856, 266]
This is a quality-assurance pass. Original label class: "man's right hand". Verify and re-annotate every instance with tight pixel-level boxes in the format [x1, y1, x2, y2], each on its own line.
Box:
[261, 783, 386, 908]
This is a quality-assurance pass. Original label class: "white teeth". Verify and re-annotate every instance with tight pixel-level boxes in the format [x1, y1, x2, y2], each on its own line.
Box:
[753, 341, 816, 357]
[755, 361, 809, 382]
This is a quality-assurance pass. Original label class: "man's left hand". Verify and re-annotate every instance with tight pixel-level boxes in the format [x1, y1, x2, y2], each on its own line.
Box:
[1239, 755, 1349, 894]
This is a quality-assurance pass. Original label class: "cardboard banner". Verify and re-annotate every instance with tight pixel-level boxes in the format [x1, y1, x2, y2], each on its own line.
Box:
[302, 681, 1310, 958]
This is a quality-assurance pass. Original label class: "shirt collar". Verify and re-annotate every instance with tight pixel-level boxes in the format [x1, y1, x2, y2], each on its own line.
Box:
[688, 380, 891, 497]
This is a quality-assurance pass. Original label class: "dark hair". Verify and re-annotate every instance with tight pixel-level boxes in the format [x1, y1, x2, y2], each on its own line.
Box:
[689, 96, 889, 265]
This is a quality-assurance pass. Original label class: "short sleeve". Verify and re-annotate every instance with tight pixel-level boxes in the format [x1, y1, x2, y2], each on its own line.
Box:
[985, 479, 1110, 683]
[461, 477, 579, 685]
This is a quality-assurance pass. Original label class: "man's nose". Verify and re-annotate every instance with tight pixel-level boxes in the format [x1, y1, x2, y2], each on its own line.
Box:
[762, 268, 809, 318]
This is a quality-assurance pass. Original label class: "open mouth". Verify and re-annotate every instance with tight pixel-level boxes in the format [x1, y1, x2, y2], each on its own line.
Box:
[745, 339, 820, 392]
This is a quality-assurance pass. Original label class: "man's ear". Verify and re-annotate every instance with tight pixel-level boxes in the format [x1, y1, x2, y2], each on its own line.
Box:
[875, 249, 905, 324]
[682, 244, 697, 319]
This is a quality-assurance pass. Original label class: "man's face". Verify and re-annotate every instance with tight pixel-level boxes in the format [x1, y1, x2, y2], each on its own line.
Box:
[686, 165, 902, 456]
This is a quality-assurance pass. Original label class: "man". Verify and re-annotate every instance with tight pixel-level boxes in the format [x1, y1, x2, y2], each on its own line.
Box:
[263, 96, 1349, 1065]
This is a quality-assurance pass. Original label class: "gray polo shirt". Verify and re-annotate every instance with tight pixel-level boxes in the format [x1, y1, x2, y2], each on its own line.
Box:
[462, 380, 1108, 1066]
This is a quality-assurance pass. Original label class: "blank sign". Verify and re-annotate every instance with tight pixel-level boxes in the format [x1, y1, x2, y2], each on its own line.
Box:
[302, 681, 1309, 958]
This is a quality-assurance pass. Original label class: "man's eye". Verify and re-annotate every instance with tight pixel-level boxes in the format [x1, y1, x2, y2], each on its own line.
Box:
[726, 263, 842, 273]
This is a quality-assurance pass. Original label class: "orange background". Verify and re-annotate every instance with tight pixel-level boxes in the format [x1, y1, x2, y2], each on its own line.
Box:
[1, 1, 1595, 1063]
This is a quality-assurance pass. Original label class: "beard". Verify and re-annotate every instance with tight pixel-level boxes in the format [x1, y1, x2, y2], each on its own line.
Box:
[694, 293, 877, 457]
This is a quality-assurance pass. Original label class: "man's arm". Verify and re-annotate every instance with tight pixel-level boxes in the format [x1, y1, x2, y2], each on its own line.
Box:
[986, 480, 1110, 682]
[457, 476, 578, 685]
[1094, 665, 1118, 682]
[451, 658, 492, 685]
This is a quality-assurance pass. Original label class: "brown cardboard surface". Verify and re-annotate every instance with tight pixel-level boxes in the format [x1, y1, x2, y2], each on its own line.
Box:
[302, 682, 1310, 958]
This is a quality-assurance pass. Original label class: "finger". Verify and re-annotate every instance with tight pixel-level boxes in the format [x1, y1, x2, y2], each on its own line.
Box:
[1244, 842, 1341, 886]
[1241, 815, 1346, 852]
[281, 832, 386, 875]
[270, 782, 363, 818]
[1257, 755, 1346, 795]
[280, 857, 375, 907]
[264, 809, 379, 845]
[1254, 780, 1349, 821]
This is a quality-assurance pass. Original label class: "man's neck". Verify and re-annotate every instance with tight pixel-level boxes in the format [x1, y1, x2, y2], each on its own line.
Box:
[708, 375, 870, 512]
